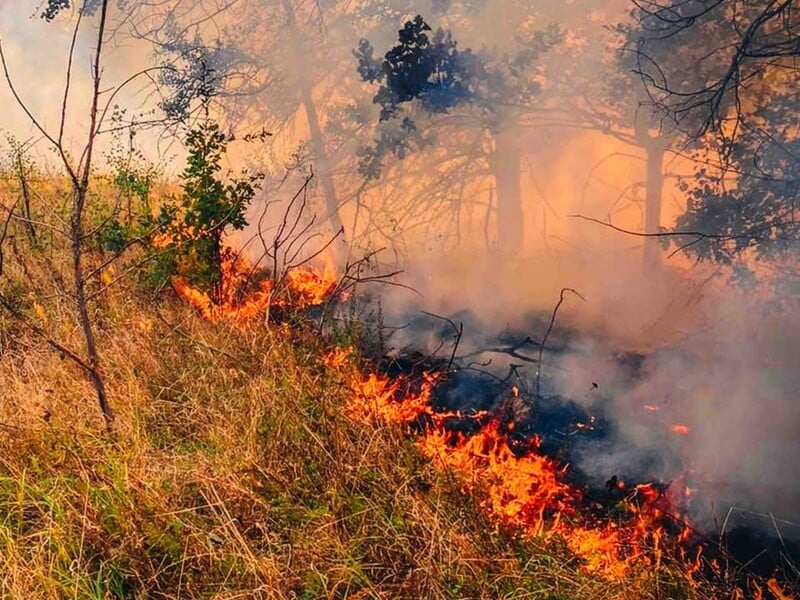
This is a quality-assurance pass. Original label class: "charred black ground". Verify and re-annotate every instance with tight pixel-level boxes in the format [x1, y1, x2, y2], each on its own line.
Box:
[372, 308, 800, 584]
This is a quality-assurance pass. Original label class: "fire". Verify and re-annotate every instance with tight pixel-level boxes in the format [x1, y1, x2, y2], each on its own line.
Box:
[334, 357, 692, 580]
[346, 370, 439, 424]
[671, 424, 690, 435]
[418, 420, 572, 536]
[285, 260, 338, 308]
[168, 252, 336, 321]
[323, 345, 352, 369]
[153, 227, 338, 321]
[767, 577, 796, 600]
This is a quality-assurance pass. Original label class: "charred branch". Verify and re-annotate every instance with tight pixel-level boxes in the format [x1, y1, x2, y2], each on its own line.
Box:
[535, 288, 584, 399]
[420, 310, 463, 371]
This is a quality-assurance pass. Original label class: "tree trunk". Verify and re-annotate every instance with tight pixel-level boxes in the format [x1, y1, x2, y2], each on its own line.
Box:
[78, 0, 113, 431]
[15, 154, 36, 243]
[281, 0, 346, 258]
[72, 187, 113, 431]
[299, 82, 345, 240]
[493, 125, 523, 255]
[643, 142, 665, 270]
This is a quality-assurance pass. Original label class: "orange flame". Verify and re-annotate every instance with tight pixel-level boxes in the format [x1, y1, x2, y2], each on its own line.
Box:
[169, 252, 336, 322]
[153, 228, 338, 321]
[671, 424, 691, 435]
[333, 359, 695, 580]
[768, 577, 796, 600]
[286, 260, 338, 309]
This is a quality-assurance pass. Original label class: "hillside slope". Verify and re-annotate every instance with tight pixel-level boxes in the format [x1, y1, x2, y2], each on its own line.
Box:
[0, 272, 747, 599]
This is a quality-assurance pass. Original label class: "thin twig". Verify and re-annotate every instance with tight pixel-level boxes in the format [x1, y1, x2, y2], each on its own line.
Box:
[536, 288, 585, 398]
[421, 310, 463, 371]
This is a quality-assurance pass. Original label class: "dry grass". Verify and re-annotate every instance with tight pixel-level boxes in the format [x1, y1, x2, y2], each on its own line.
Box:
[0, 275, 730, 599]
[0, 176, 740, 599]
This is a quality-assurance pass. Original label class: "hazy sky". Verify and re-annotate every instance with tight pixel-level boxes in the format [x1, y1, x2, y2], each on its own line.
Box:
[0, 4, 155, 161]
[1, 6, 87, 140]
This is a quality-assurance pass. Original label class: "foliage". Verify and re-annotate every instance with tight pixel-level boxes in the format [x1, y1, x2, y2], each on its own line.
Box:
[157, 119, 263, 299]
[41, 0, 103, 21]
[1, 135, 40, 245]
[95, 123, 161, 255]
[353, 14, 481, 179]
[354, 13, 561, 179]
[675, 108, 800, 272]
[355, 15, 482, 122]
[624, 1, 800, 278]
[157, 36, 247, 123]
[628, 0, 800, 136]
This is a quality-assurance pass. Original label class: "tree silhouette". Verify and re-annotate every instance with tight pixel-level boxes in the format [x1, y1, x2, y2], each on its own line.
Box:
[356, 12, 560, 255]
[41, 0, 103, 21]
[629, 0, 800, 280]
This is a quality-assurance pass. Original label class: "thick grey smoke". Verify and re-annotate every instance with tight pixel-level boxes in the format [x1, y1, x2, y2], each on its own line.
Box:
[382, 258, 800, 539]
[552, 282, 800, 532]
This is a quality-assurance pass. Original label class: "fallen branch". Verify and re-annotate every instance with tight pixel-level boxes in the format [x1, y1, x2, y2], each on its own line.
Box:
[458, 335, 541, 364]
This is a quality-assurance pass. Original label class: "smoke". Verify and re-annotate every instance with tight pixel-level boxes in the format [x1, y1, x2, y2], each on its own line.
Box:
[0, 5, 166, 165]
[3, 0, 798, 544]
[316, 2, 800, 540]
[378, 252, 800, 539]
[551, 286, 800, 530]
[0, 6, 89, 141]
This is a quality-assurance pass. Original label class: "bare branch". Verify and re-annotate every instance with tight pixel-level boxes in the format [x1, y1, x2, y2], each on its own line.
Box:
[536, 288, 584, 398]
[420, 310, 463, 371]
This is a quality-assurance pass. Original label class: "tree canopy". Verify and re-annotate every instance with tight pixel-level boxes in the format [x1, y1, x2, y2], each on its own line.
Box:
[627, 0, 799, 279]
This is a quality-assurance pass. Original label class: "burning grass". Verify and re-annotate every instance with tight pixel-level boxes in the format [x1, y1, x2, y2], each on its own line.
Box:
[0, 300, 664, 598]
[333, 348, 799, 599]
[0, 282, 711, 599]
[151, 227, 338, 323]
[169, 253, 337, 322]
[0, 243, 793, 598]
[338, 355, 677, 576]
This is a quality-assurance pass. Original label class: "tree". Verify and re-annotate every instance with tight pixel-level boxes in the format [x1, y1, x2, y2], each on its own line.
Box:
[40, 0, 101, 21]
[0, 0, 115, 428]
[587, 11, 683, 269]
[629, 0, 800, 279]
[126, 2, 465, 260]
[502, 1, 687, 269]
[355, 11, 561, 255]
[159, 112, 263, 301]
[138, 0, 356, 252]
[351, 2, 688, 264]
[0, 0, 168, 430]
[631, 0, 798, 137]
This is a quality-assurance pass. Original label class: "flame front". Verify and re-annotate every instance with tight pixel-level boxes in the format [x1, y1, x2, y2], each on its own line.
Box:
[334, 351, 696, 581]
[170, 253, 336, 321]
[285, 260, 338, 308]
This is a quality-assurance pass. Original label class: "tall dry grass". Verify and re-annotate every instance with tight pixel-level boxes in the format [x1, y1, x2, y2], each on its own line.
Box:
[0, 275, 727, 599]
[0, 172, 734, 599]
